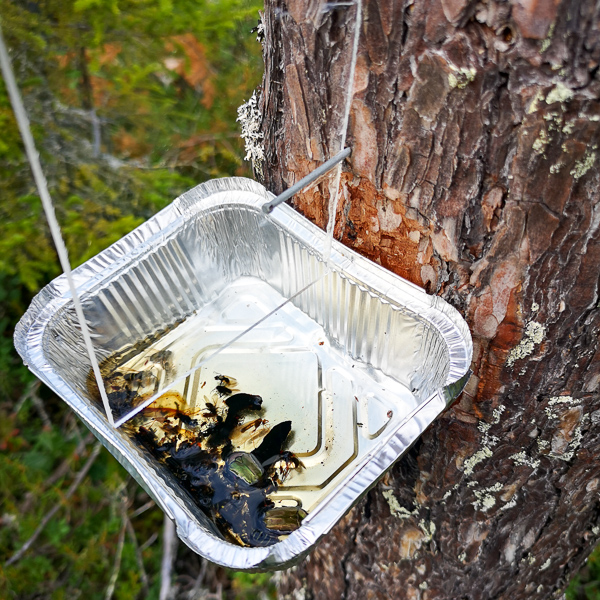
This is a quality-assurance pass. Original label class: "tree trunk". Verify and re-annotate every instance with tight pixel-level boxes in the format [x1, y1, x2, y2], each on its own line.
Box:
[255, 0, 600, 598]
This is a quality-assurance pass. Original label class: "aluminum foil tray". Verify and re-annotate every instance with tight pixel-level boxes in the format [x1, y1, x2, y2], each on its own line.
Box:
[15, 177, 472, 570]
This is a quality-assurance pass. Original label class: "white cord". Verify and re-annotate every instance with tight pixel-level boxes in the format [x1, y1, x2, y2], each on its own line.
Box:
[323, 0, 362, 263]
[0, 24, 115, 427]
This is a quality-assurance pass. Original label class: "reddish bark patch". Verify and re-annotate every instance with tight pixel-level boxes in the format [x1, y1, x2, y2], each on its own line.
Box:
[511, 0, 561, 39]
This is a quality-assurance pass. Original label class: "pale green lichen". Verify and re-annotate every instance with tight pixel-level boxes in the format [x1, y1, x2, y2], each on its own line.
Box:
[532, 129, 549, 154]
[540, 22, 555, 53]
[510, 451, 541, 469]
[442, 483, 459, 502]
[473, 482, 503, 512]
[478, 420, 500, 448]
[532, 302, 540, 312]
[538, 438, 550, 450]
[570, 151, 596, 180]
[550, 162, 564, 174]
[419, 582, 428, 591]
[382, 489, 416, 519]
[454, 406, 507, 495]
[492, 405, 506, 424]
[507, 322, 546, 367]
[540, 558, 552, 571]
[549, 395, 576, 405]
[546, 83, 574, 105]
[562, 122, 575, 134]
[461, 406, 507, 478]
[463, 447, 493, 476]
[448, 66, 477, 89]
[544, 397, 588, 461]
[419, 519, 436, 543]
[592, 526, 600, 535]
[545, 395, 577, 417]
[237, 91, 264, 178]
[520, 553, 536, 565]
[527, 91, 545, 114]
[458, 551, 467, 563]
[552, 416, 588, 462]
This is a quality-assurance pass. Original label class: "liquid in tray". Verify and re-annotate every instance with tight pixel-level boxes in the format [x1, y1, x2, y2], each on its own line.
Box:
[90, 277, 418, 547]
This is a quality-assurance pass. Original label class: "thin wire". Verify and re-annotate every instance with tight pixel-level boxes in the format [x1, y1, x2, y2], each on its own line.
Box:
[262, 147, 351, 213]
[113, 270, 330, 428]
[0, 24, 115, 427]
[323, 0, 362, 264]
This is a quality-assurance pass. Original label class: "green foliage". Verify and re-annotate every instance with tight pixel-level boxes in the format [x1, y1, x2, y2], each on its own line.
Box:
[229, 571, 277, 599]
[0, 0, 272, 596]
[566, 544, 600, 600]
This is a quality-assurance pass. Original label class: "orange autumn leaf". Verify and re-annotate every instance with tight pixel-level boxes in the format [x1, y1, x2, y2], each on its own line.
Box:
[112, 129, 150, 158]
[163, 33, 215, 108]
[98, 42, 122, 66]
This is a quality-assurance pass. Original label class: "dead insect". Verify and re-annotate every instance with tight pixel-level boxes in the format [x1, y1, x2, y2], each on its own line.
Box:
[136, 391, 201, 428]
[240, 418, 269, 433]
[215, 374, 237, 387]
[251, 421, 291, 467]
[214, 374, 240, 397]
[142, 406, 199, 428]
[202, 401, 221, 420]
[271, 451, 304, 482]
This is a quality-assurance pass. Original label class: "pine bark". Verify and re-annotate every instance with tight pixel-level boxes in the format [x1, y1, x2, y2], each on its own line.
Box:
[257, 0, 600, 598]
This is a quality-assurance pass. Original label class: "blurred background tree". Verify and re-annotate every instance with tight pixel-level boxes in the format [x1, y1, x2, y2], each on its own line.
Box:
[0, 0, 274, 597]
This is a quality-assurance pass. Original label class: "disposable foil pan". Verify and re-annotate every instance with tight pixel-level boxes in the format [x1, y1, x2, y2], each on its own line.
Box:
[15, 177, 472, 570]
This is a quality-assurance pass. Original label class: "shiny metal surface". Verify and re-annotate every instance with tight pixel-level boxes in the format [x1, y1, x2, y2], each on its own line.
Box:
[15, 177, 472, 570]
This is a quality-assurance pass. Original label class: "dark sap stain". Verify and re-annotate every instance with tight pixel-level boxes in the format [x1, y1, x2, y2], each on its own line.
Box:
[92, 361, 305, 548]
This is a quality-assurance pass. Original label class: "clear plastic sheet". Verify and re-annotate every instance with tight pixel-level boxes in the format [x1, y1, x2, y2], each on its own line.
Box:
[15, 177, 472, 570]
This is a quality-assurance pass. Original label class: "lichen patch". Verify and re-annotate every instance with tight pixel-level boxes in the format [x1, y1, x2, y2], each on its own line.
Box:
[570, 151, 597, 180]
[544, 395, 578, 418]
[463, 447, 493, 476]
[545, 83, 574, 105]
[527, 91, 545, 114]
[382, 489, 417, 520]
[532, 129, 549, 154]
[418, 519, 436, 543]
[506, 321, 546, 367]
[237, 91, 264, 178]
[448, 66, 477, 89]
[472, 482, 503, 512]
[540, 558, 551, 571]
[510, 451, 540, 469]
